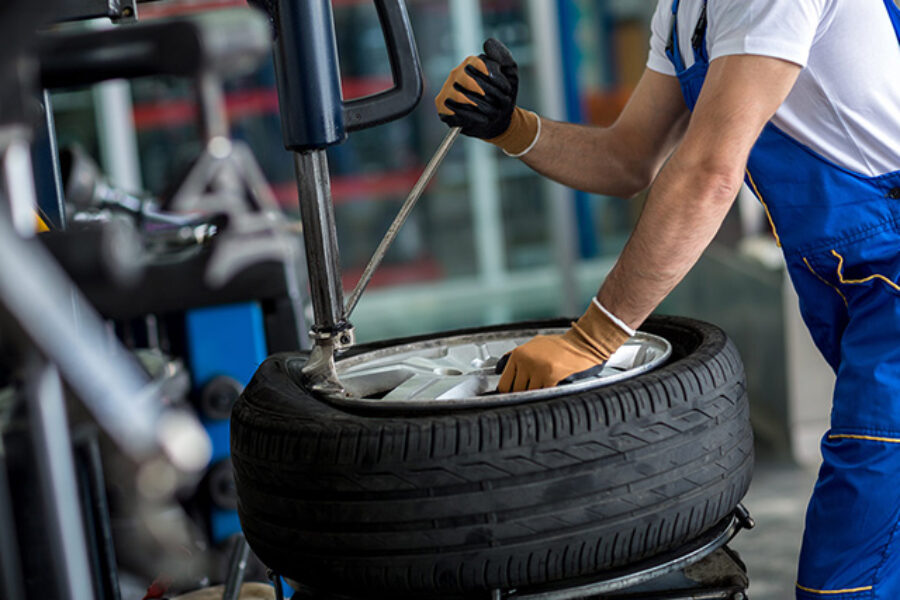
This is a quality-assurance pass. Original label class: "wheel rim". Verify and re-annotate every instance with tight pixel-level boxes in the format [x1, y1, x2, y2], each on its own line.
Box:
[326, 327, 672, 410]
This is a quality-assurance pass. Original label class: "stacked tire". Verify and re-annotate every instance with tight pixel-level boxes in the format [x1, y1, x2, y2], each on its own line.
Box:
[231, 316, 752, 598]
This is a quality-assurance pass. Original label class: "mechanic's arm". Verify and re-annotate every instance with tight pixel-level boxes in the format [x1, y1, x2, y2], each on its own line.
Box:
[599, 55, 801, 328]
[520, 70, 689, 197]
[436, 40, 688, 198]
[497, 54, 801, 392]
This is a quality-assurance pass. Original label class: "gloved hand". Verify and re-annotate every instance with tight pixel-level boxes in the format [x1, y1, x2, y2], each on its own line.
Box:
[497, 299, 634, 393]
[435, 38, 540, 156]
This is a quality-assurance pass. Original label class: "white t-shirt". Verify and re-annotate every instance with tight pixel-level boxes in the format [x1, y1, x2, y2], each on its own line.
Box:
[646, 0, 900, 176]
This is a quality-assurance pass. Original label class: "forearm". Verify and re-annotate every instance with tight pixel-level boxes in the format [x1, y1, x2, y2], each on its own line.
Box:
[519, 119, 653, 198]
[516, 70, 690, 198]
[597, 160, 743, 329]
[593, 56, 801, 330]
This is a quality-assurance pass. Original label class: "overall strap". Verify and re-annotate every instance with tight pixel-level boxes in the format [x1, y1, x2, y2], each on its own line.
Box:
[691, 0, 709, 64]
[666, 0, 710, 72]
[666, 0, 687, 72]
[884, 0, 900, 42]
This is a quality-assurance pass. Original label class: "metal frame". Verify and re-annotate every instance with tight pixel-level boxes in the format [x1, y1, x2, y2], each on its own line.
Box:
[0, 126, 209, 464]
[501, 511, 751, 600]
[278, 507, 753, 600]
[0, 75, 208, 600]
[73, 427, 123, 600]
[21, 353, 97, 600]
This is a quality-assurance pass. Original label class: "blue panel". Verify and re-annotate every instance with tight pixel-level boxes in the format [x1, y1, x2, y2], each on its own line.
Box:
[203, 419, 232, 465]
[186, 303, 268, 543]
[210, 507, 243, 543]
[186, 303, 268, 388]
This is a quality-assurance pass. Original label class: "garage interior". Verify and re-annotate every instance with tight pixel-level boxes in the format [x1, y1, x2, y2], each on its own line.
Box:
[0, 1, 833, 599]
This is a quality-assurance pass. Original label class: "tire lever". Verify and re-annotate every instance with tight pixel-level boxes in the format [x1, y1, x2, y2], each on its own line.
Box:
[343, 127, 461, 320]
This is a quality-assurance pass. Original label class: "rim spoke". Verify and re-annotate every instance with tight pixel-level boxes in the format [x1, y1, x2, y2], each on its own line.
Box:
[335, 329, 671, 405]
[380, 374, 484, 401]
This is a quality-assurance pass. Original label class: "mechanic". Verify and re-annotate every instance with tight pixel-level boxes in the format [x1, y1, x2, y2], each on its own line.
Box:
[436, 0, 900, 597]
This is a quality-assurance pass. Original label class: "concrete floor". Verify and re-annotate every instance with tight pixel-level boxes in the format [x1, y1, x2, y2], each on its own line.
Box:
[730, 457, 820, 600]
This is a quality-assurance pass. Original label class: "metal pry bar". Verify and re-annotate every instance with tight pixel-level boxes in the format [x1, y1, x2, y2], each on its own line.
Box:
[343, 126, 460, 319]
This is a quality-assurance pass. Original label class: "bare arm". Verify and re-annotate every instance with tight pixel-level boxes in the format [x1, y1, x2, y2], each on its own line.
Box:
[520, 69, 690, 198]
[597, 55, 802, 328]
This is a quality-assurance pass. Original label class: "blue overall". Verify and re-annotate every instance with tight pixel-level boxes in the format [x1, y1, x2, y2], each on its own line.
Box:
[666, 1, 900, 597]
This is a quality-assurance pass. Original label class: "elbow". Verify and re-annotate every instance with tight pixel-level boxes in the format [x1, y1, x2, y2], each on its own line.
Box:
[617, 153, 675, 199]
[696, 165, 745, 206]
[595, 164, 656, 199]
[617, 171, 655, 199]
[625, 167, 658, 199]
[672, 156, 745, 207]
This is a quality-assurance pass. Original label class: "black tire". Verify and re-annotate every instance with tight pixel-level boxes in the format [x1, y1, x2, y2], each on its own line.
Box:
[231, 315, 752, 598]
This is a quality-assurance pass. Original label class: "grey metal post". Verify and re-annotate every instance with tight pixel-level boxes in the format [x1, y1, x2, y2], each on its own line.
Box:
[196, 72, 230, 143]
[0, 446, 25, 600]
[292, 149, 350, 396]
[25, 356, 97, 600]
[293, 150, 347, 336]
[527, 0, 579, 316]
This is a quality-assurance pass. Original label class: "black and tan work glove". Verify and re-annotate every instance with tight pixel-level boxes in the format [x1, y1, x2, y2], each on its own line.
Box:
[435, 38, 540, 156]
[497, 299, 634, 393]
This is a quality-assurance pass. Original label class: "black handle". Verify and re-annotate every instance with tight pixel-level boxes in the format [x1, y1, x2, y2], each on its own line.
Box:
[261, 0, 422, 151]
[342, 0, 423, 132]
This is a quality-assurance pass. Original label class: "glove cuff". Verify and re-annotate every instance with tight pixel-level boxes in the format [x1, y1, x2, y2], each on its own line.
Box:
[487, 108, 540, 156]
[565, 299, 633, 362]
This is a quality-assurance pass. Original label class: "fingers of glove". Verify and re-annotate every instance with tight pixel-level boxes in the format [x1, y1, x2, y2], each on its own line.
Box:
[512, 368, 531, 393]
[447, 100, 498, 128]
[498, 340, 550, 393]
[436, 85, 478, 115]
[443, 101, 497, 133]
[525, 364, 563, 391]
[439, 110, 494, 138]
[495, 353, 511, 375]
[469, 57, 513, 96]
[483, 38, 515, 68]
[483, 39, 518, 86]
[559, 363, 606, 384]
[438, 111, 465, 129]
[465, 64, 512, 102]
[498, 359, 516, 393]
[452, 83, 496, 113]
[435, 56, 489, 115]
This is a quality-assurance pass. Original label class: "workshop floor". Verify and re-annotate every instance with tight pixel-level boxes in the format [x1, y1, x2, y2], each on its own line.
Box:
[730, 456, 820, 600]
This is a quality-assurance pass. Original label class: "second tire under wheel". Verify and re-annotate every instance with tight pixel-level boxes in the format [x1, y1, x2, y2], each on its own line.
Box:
[231, 315, 753, 598]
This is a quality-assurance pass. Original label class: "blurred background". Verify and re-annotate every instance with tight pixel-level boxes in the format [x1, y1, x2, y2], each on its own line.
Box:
[52, 0, 830, 461]
[47, 2, 832, 595]
[52, 0, 654, 341]
[52, 0, 830, 462]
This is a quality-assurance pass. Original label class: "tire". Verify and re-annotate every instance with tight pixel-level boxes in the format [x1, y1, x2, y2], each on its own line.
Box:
[231, 315, 753, 598]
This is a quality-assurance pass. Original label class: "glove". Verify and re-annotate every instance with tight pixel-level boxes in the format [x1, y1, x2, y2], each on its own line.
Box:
[435, 38, 540, 156]
[497, 299, 634, 393]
